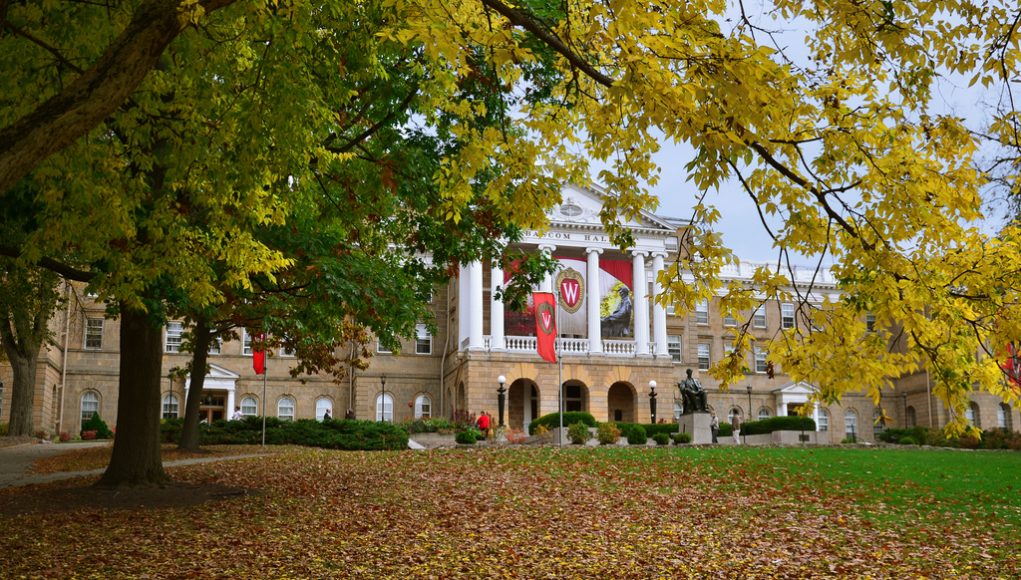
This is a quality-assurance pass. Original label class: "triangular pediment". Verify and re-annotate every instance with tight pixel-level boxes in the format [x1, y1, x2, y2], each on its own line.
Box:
[549, 183, 681, 234]
[207, 363, 240, 380]
[771, 381, 818, 395]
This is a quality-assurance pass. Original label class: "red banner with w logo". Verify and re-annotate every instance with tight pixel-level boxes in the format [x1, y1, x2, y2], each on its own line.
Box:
[533, 292, 557, 363]
[252, 333, 266, 375]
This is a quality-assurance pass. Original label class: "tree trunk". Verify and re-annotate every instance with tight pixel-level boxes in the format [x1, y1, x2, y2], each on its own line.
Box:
[4, 352, 38, 437]
[178, 317, 211, 451]
[97, 304, 167, 487]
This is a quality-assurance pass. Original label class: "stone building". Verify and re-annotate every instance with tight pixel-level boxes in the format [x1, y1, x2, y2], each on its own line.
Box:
[1, 184, 1017, 443]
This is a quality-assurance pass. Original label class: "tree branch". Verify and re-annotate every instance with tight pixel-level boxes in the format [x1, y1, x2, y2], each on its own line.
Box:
[0, 0, 236, 195]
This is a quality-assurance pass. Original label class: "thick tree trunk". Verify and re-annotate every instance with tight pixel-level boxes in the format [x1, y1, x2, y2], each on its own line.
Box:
[178, 317, 211, 451]
[5, 353, 38, 437]
[97, 305, 167, 487]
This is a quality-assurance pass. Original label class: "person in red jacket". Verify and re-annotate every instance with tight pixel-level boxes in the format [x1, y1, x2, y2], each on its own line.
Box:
[476, 411, 490, 438]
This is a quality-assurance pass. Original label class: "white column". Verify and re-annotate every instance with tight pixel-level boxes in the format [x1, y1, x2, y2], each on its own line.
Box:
[490, 261, 505, 350]
[458, 265, 468, 349]
[632, 251, 649, 355]
[227, 389, 236, 420]
[468, 260, 484, 350]
[538, 244, 556, 293]
[586, 247, 603, 354]
[651, 252, 669, 357]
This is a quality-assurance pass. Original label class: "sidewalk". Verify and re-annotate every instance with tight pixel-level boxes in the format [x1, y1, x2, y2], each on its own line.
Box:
[0, 441, 266, 489]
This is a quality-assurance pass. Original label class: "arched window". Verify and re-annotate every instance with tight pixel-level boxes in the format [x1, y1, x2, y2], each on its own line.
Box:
[376, 393, 394, 422]
[81, 391, 99, 423]
[965, 402, 980, 427]
[162, 393, 179, 419]
[844, 409, 858, 439]
[817, 408, 829, 432]
[757, 407, 772, 421]
[315, 397, 332, 421]
[998, 403, 1012, 430]
[905, 406, 917, 428]
[414, 394, 432, 419]
[240, 396, 258, 417]
[277, 396, 295, 421]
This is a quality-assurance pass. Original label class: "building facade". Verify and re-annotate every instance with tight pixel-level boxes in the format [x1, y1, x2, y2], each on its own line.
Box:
[2, 185, 1018, 443]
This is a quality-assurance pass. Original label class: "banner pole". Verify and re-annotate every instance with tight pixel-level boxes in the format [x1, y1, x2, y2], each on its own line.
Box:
[557, 283, 564, 448]
[261, 366, 267, 447]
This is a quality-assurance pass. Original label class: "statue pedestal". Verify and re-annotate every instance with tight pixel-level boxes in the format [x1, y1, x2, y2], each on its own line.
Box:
[678, 412, 713, 444]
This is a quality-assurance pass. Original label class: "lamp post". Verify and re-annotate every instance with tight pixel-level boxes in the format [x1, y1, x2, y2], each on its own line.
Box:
[745, 385, 752, 444]
[497, 375, 507, 427]
[648, 380, 657, 424]
[380, 374, 387, 423]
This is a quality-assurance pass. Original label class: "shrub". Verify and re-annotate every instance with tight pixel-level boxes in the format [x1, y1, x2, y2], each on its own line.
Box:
[899, 435, 918, 445]
[614, 422, 678, 438]
[741, 416, 816, 436]
[455, 430, 478, 445]
[160, 417, 184, 443]
[529, 412, 596, 435]
[717, 422, 733, 437]
[626, 425, 647, 445]
[197, 417, 408, 450]
[878, 426, 933, 445]
[533, 423, 550, 438]
[841, 435, 858, 444]
[672, 432, 692, 444]
[568, 422, 591, 445]
[652, 432, 670, 446]
[597, 422, 620, 445]
[81, 413, 113, 439]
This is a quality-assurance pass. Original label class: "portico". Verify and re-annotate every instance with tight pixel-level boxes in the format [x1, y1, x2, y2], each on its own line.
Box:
[446, 184, 684, 427]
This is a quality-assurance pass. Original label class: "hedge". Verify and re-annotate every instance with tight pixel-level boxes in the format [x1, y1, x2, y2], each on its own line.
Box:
[740, 416, 816, 435]
[160, 416, 408, 450]
[613, 422, 678, 437]
[529, 412, 596, 435]
[81, 413, 113, 439]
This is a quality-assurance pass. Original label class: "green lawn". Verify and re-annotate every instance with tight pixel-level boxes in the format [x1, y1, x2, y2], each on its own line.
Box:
[1, 445, 1018, 577]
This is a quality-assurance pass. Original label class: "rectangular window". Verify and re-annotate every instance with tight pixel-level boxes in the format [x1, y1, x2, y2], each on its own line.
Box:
[781, 303, 795, 329]
[85, 318, 104, 350]
[753, 308, 766, 329]
[866, 312, 876, 333]
[242, 330, 253, 355]
[208, 337, 222, 355]
[754, 347, 768, 373]
[667, 335, 682, 362]
[376, 340, 392, 354]
[165, 322, 184, 353]
[697, 342, 711, 371]
[723, 312, 737, 327]
[415, 324, 432, 355]
[695, 300, 709, 325]
[162, 395, 179, 419]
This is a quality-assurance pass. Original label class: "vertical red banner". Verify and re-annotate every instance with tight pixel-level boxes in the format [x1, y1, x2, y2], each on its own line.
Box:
[533, 292, 557, 363]
[252, 333, 266, 375]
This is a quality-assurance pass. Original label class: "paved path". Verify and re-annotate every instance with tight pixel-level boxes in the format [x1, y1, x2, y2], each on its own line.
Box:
[0, 442, 267, 489]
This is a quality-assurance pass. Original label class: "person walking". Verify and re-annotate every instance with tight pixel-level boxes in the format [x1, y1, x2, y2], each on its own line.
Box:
[476, 411, 490, 439]
[732, 413, 742, 445]
[710, 412, 719, 444]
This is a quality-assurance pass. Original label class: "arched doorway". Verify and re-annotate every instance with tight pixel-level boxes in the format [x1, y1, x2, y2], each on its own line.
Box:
[607, 382, 635, 423]
[508, 379, 540, 430]
[563, 380, 589, 413]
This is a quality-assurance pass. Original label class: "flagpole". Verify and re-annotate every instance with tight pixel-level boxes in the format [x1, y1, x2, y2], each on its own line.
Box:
[261, 365, 267, 447]
[557, 283, 564, 448]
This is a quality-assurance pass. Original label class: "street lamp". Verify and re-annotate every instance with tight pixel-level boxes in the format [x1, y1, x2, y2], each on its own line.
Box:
[648, 380, 658, 424]
[745, 385, 752, 444]
[497, 375, 507, 427]
[380, 374, 387, 423]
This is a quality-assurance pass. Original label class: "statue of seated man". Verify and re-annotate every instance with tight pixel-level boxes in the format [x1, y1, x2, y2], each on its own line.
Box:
[678, 368, 708, 414]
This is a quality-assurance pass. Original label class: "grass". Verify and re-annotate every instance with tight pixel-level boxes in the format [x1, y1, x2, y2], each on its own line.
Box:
[1, 445, 1018, 577]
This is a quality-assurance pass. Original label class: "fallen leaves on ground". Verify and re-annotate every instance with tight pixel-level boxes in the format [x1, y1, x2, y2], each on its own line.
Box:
[1, 447, 1018, 578]
[29, 444, 281, 474]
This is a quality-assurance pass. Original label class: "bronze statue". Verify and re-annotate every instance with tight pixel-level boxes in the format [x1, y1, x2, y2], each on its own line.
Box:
[678, 368, 708, 414]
